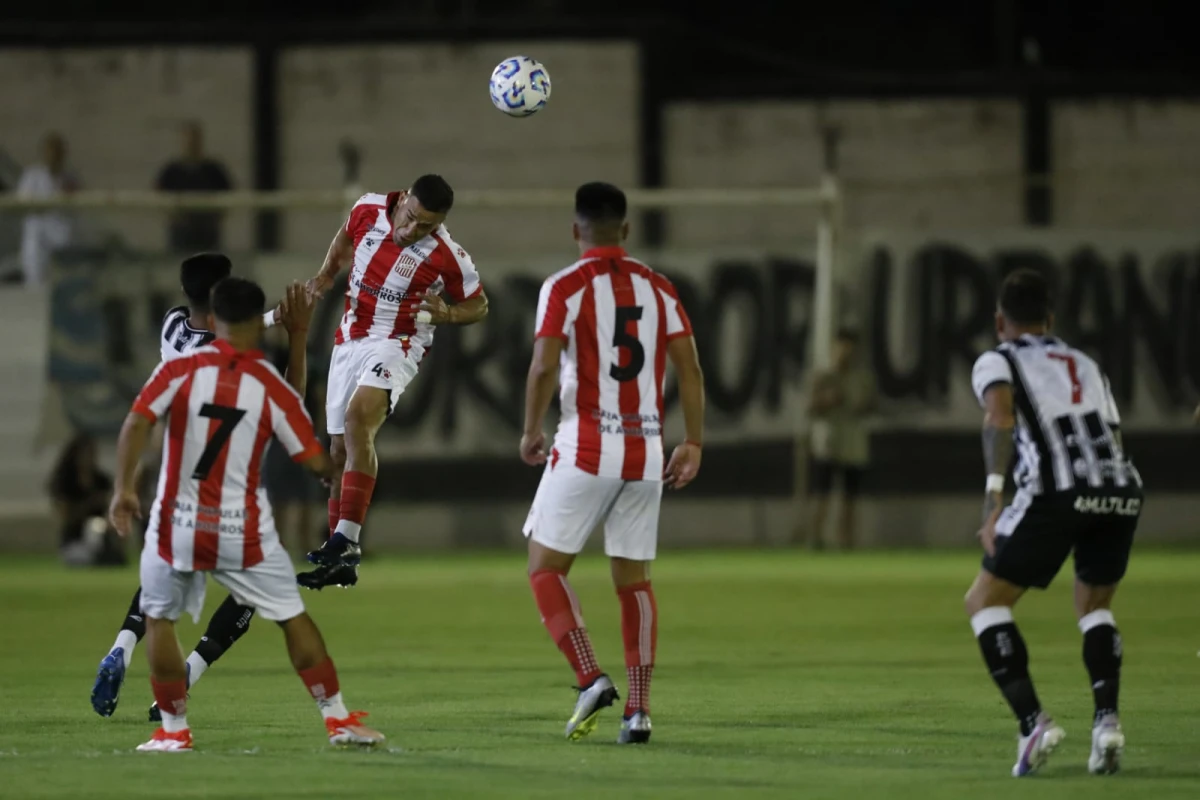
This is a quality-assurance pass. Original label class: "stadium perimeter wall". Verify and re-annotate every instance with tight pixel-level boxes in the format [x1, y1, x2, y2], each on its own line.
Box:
[4, 230, 1198, 553]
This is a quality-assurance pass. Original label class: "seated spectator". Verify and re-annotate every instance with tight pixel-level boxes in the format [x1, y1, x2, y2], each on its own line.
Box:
[49, 433, 124, 566]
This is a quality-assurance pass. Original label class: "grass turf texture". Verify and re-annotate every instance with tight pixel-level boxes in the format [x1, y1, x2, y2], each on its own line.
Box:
[1, 550, 1197, 798]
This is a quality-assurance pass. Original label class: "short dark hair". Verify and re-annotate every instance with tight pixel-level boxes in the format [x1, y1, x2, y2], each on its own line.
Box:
[180, 253, 232, 310]
[999, 268, 1052, 325]
[210, 277, 266, 324]
[410, 174, 454, 214]
[575, 182, 627, 223]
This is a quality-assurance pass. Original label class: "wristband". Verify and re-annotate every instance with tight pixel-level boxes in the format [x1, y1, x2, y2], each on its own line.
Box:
[985, 473, 1005, 494]
[685, 439, 703, 449]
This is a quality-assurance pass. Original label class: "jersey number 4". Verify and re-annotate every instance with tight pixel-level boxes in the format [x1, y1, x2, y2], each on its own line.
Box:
[1047, 354, 1082, 404]
[193, 403, 247, 480]
[610, 306, 645, 383]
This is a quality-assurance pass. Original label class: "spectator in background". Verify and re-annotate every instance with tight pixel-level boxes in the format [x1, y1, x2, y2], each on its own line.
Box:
[262, 324, 326, 557]
[156, 121, 232, 253]
[49, 433, 124, 566]
[17, 132, 80, 287]
[799, 329, 877, 551]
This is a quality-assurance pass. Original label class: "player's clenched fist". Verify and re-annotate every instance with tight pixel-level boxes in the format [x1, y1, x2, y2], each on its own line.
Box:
[664, 441, 702, 490]
[108, 490, 143, 538]
[520, 431, 548, 466]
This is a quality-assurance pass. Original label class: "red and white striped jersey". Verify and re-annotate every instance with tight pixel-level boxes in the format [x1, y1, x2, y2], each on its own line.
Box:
[131, 340, 324, 571]
[535, 247, 693, 481]
[334, 191, 483, 360]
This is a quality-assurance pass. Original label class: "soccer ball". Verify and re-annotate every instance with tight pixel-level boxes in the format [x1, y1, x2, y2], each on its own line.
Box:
[489, 56, 551, 117]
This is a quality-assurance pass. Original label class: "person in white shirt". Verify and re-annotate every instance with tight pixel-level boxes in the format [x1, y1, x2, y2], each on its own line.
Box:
[16, 133, 80, 287]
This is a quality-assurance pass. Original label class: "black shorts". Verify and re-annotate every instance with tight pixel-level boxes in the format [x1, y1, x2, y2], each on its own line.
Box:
[810, 460, 864, 496]
[982, 489, 1142, 589]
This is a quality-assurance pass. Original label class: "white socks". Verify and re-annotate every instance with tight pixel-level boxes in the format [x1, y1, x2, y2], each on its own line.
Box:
[112, 631, 138, 667]
[160, 708, 189, 733]
[317, 691, 350, 721]
[185, 652, 210, 687]
[1078, 609, 1116, 634]
[969, 606, 1014, 637]
[334, 521, 362, 543]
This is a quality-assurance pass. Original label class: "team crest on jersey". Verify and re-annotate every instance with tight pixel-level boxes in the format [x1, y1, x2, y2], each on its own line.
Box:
[392, 253, 419, 279]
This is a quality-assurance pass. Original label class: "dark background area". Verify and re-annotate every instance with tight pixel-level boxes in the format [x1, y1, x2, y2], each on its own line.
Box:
[5, 1, 1200, 80]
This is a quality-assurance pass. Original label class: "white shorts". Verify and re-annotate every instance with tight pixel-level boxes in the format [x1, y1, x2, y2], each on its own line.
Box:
[139, 544, 306, 624]
[326, 337, 420, 435]
[522, 462, 662, 561]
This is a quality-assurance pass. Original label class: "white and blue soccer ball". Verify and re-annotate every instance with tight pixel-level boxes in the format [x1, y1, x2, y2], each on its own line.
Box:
[489, 56, 551, 117]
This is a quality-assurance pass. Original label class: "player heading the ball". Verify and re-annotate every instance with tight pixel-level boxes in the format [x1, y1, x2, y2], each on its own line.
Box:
[299, 174, 489, 590]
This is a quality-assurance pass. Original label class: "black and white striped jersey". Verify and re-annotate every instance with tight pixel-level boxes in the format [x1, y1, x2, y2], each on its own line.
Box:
[159, 306, 215, 363]
[971, 334, 1142, 496]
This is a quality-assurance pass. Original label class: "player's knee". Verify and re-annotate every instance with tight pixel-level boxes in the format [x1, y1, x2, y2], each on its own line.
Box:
[527, 539, 574, 575]
[1074, 580, 1118, 617]
[610, 557, 650, 588]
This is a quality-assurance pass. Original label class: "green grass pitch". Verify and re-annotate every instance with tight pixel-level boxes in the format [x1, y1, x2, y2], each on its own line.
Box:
[2, 549, 1197, 798]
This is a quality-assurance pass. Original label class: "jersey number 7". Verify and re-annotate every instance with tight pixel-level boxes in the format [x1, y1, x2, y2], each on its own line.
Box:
[1047, 353, 1082, 405]
[610, 306, 644, 383]
[193, 403, 247, 480]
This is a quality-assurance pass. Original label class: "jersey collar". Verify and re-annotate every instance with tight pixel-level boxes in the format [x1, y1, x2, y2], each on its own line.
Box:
[212, 339, 264, 360]
[581, 246, 627, 260]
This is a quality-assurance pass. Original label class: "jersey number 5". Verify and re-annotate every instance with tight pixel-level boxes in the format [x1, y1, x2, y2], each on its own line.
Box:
[610, 306, 645, 383]
[1047, 354, 1082, 405]
[193, 403, 247, 480]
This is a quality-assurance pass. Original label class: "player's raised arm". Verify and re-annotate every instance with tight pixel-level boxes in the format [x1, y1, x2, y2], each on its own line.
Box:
[308, 225, 355, 299]
[521, 336, 564, 466]
[665, 335, 705, 489]
[277, 281, 316, 398]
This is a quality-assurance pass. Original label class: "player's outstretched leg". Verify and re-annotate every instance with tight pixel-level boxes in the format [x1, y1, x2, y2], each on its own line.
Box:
[92, 587, 146, 717]
[615, 569, 656, 744]
[965, 572, 1064, 777]
[301, 387, 388, 589]
[1077, 582, 1125, 775]
[148, 596, 255, 722]
[281, 611, 384, 746]
[298, 436, 359, 590]
[528, 545, 618, 741]
[138, 617, 193, 752]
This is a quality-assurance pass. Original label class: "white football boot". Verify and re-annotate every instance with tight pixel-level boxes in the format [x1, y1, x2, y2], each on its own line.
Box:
[565, 674, 618, 741]
[136, 727, 193, 752]
[617, 710, 652, 744]
[1012, 712, 1066, 777]
[326, 711, 385, 747]
[1088, 713, 1125, 775]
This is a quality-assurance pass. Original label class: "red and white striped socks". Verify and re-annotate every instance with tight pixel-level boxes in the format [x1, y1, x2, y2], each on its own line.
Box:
[529, 569, 659, 716]
[529, 569, 603, 687]
[618, 581, 657, 716]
